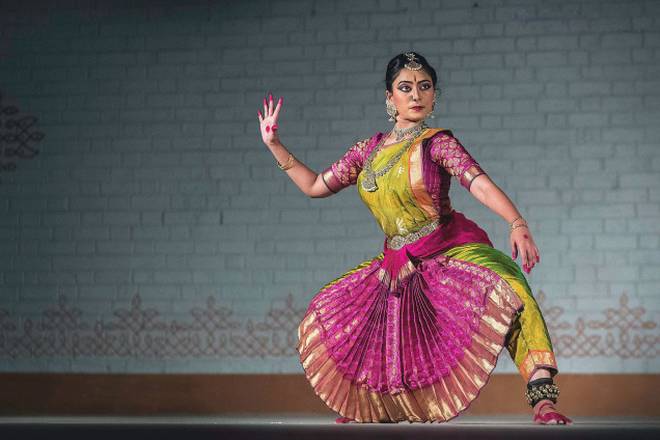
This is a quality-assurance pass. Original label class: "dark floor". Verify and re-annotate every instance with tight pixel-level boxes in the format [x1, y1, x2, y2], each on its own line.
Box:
[1, 415, 659, 439]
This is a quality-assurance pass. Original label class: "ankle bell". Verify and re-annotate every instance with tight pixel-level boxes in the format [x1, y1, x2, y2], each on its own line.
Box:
[525, 377, 560, 407]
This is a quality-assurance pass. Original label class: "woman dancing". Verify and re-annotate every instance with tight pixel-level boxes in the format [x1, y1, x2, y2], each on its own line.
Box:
[257, 51, 572, 425]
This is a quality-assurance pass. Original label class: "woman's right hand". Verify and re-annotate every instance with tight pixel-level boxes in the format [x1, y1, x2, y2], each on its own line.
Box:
[258, 93, 283, 147]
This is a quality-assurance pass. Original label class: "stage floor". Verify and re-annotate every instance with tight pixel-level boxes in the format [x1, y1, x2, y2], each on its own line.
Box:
[1, 415, 659, 439]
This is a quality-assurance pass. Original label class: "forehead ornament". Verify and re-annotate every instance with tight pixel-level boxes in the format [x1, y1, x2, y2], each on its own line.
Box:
[403, 52, 422, 71]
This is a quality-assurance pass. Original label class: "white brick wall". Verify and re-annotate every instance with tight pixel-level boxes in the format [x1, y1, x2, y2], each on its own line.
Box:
[0, 0, 658, 374]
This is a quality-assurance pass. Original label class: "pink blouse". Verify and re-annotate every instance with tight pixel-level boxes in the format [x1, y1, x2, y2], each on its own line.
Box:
[321, 130, 487, 217]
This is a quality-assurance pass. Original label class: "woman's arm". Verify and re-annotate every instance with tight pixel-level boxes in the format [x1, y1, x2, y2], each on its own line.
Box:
[258, 94, 334, 198]
[468, 174, 540, 273]
[468, 174, 519, 223]
[427, 131, 539, 273]
[266, 140, 334, 198]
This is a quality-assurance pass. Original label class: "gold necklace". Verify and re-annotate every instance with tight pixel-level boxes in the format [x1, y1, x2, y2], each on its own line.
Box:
[393, 120, 427, 141]
[361, 127, 428, 192]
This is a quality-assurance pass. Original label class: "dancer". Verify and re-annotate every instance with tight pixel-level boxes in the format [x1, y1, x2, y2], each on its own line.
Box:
[257, 52, 572, 425]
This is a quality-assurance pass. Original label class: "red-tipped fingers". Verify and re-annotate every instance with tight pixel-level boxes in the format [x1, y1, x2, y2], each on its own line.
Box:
[257, 110, 263, 120]
[273, 96, 283, 119]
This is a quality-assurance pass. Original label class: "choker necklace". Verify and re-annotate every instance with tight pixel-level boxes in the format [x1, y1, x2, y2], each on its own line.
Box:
[393, 120, 428, 141]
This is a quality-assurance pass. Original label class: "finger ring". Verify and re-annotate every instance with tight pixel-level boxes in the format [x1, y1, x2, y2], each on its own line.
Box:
[266, 125, 270, 132]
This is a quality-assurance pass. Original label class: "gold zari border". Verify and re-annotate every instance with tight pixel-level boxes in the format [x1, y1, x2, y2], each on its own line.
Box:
[408, 135, 437, 219]
[296, 265, 524, 423]
[519, 350, 559, 383]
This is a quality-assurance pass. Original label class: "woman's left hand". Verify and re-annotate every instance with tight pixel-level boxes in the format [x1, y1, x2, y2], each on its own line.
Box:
[510, 227, 540, 274]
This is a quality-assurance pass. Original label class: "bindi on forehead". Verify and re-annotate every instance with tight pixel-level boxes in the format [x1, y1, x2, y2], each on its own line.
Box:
[396, 71, 431, 85]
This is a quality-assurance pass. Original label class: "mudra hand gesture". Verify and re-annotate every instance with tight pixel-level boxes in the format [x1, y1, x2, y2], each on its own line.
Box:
[258, 93, 283, 147]
[509, 217, 540, 274]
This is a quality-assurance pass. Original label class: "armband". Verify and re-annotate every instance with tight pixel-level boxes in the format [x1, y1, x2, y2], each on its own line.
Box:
[321, 166, 344, 193]
[460, 164, 486, 191]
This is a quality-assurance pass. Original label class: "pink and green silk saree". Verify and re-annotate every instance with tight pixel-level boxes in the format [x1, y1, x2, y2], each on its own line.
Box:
[297, 128, 558, 423]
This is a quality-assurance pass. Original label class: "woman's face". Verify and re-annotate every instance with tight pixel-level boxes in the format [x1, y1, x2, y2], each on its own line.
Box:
[385, 68, 435, 124]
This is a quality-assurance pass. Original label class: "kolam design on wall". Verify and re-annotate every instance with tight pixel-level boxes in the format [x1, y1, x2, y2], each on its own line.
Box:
[0, 290, 657, 361]
[0, 92, 43, 181]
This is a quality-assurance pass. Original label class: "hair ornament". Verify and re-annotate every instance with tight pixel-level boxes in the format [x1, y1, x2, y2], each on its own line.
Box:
[403, 52, 422, 71]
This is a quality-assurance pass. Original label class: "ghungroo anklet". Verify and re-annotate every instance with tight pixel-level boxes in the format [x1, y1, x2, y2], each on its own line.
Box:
[525, 377, 560, 407]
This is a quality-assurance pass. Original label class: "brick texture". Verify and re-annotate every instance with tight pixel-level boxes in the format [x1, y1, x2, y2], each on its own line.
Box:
[0, 0, 658, 374]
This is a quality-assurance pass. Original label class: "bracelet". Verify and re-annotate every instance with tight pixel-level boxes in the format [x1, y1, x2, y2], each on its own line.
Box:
[510, 223, 529, 232]
[277, 153, 296, 170]
[509, 215, 528, 231]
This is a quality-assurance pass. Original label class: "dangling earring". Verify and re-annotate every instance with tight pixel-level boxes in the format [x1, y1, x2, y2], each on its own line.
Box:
[385, 99, 398, 122]
[429, 94, 437, 119]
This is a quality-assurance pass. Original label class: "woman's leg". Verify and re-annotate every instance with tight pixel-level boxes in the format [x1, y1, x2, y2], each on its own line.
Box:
[502, 287, 558, 383]
[441, 242, 558, 380]
[441, 243, 571, 424]
[486, 252, 572, 424]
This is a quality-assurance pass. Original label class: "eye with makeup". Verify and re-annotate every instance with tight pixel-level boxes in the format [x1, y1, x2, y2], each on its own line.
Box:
[398, 82, 432, 92]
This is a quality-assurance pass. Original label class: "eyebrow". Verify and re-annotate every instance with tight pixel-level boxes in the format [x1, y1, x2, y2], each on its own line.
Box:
[397, 79, 432, 84]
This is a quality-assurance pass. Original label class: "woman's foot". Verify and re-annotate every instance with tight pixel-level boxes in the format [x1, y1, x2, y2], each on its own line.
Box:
[335, 416, 355, 423]
[533, 399, 573, 425]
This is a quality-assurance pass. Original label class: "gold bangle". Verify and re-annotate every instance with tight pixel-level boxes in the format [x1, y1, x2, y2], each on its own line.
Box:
[277, 153, 296, 170]
[510, 223, 529, 232]
[509, 215, 528, 230]
[281, 156, 296, 170]
[509, 215, 524, 226]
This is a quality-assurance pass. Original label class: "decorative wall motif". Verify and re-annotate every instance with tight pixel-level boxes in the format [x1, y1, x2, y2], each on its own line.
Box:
[0, 292, 306, 359]
[0, 92, 43, 180]
[0, 290, 656, 361]
[540, 292, 659, 359]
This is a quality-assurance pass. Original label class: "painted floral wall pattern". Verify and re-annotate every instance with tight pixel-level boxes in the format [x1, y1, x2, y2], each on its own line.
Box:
[0, 290, 656, 360]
